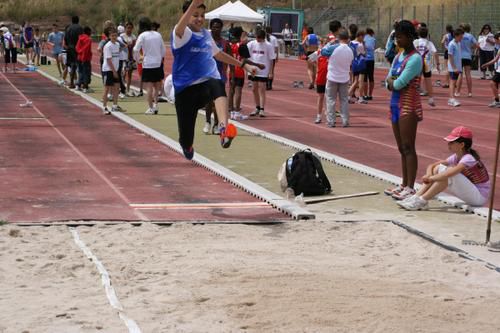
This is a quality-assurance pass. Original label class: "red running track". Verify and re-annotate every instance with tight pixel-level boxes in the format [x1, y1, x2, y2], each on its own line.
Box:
[0, 70, 287, 223]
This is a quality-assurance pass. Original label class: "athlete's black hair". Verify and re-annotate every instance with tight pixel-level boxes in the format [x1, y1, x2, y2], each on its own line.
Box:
[394, 20, 418, 40]
[138, 17, 152, 33]
[329, 20, 341, 34]
[455, 137, 480, 161]
[83, 26, 91, 35]
[418, 26, 429, 38]
[182, 0, 206, 13]
[256, 28, 266, 40]
[445, 24, 453, 34]
[209, 18, 223, 29]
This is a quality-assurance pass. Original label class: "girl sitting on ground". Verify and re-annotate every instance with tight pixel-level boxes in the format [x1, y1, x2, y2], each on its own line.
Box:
[399, 126, 491, 211]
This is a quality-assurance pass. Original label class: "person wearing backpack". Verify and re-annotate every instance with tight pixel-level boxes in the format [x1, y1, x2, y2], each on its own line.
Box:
[384, 20, 423, 202]
[1, 26, 17, 73]
[414, 26, 440, 107]
[348, 30, 367, 104]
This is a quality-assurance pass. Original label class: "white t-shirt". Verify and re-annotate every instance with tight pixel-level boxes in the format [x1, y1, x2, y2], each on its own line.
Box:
[247, 40, 276, 77]
[117, 36, 128, 61]
[282, 28, 293, 41]
[414, 38, 437, 56]
[120, 32, 136, 60]
[268, 34, 279, 51]
[102, 40, 120, 72]
[133, 30, 166, 69]
[479, 33, 495, 51]
[327, 43, 354, 83]
[172, 26, 219, 56]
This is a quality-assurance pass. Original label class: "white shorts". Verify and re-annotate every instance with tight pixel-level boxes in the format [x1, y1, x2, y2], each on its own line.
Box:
[437, 164, 487, 206]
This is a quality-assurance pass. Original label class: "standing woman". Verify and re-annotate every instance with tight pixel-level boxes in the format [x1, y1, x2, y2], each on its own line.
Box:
[478, 24, 496, 80]
[385, 20, 423, 201]
[302, 26, 319, 89]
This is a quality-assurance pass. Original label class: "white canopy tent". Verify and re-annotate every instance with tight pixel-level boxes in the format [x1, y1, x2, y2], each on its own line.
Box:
[205, 1, 234, 20]
[205, 0, 265, 23]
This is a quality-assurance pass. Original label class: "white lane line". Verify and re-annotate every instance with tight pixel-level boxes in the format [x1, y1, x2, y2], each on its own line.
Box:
[69, 228, 142, 333]
[131, 202, 270, 210]
[0, 117, 46, 120]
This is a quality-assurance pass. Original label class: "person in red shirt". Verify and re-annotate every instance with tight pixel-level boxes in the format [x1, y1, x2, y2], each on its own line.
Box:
[76, 26, 93, 92]
[313, 40, 328, 124]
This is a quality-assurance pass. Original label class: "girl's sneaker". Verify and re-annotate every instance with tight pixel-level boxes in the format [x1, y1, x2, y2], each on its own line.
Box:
[488, 101, 500, 108]
[212, 124, 220, 135]
[103, 106, 111, 115]
[447, 98, 460, 107]
[219, 123, 237, 149]
[392, 187, 416, 201]
[203, 122, 211, 134]
[399, 196, 428, 211]
[314, 114, 321, 124]
[384, 184, 403, 196]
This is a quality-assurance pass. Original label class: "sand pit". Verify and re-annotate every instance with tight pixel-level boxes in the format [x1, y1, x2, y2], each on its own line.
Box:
[1, 221, 500, 332]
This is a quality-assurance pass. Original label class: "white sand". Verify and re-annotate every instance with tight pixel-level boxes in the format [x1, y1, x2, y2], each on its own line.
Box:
[1, 221, 500, 333]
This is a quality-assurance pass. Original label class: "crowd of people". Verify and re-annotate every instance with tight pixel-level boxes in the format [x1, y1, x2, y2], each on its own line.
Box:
[0, 1, 496, 210]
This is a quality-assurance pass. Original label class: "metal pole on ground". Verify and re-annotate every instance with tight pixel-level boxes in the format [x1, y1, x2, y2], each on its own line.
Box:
[486, 111, 500, 243]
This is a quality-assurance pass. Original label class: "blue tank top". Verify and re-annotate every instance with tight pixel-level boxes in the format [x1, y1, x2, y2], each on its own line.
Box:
[307, 34, 318, 46]
[171, 29, 220, 94]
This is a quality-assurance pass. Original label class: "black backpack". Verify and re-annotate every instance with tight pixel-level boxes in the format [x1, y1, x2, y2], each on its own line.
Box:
[285, 149, 332, 196]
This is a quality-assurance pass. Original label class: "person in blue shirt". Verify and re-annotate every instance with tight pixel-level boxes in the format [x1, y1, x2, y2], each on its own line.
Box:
[172, 0, 258, 160]
[362, 28, 376, 100]
[447, 28, 464, 107]
[384, 20, 423, 202]
[457, 23, 478, 97]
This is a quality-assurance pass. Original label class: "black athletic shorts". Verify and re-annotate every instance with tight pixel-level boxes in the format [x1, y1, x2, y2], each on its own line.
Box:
[66, 48, 77, 66]
[284, 40, 292, 46]
[233, 77, 244, 87]
[449, 71, 461, 81]
[362, 60, 375, 82]
[316, 84, 326, 94]
[423, 70, 432, 78]
[248, 75, 268, 83]
[493, 72, 500, 84]
[142, 67, 164, 82]
[461, 58, 472, 67]
[103, 71, 120, 86]
[444, 50, 449, 60]
[4, 48, 17, 63]
[24, 42, 33, 49]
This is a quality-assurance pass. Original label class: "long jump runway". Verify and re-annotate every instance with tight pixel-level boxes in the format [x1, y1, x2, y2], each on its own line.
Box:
[0, 71, 287, 223]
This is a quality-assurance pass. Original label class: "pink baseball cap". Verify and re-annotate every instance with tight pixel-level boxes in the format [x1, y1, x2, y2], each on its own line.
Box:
[444, 126, 473, 142]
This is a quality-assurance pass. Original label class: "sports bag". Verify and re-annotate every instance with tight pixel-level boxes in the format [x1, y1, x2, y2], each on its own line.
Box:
[284, 149, 332, 196]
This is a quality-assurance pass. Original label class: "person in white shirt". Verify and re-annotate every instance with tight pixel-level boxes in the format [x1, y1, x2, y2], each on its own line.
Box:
[121, 22, 137, 97]
[247, 29, 275, 117]
[133, 17, 166, 115]
[478, 24, 496, 79]
[265, 26, 278, 90]
[281, 23, 293, 57]
[414, 26, 440, 106]
[101, 28, 121, 115]
[116, 25, 128, 98]
[321, 30, 354, 127]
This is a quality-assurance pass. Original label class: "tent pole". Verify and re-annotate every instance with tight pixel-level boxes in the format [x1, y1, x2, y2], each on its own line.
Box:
[486, 110, 500, 243]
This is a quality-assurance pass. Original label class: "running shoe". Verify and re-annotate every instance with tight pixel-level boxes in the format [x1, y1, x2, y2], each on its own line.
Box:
[259, 110, 266, 117]
[454, 92, 460, 97]
[298, 81, 304, 88]
[212, 124, 220, 135]
[126, 91, 136, 97]
[468, 93, 472, 98]
[447, 98, 461, 107]
[308, 83, 315, 89]
[103, 106, 111, 115]
[119, 93, 126, 99]
[111, 105, 123, 112]
[357, 97, 368, 104]
[392, 187, 416, 201]
[366, 96, 373, 100]
[182, 146, 194, 160]
[292, 81, 299, 88]
[399, 195, 428, 211]
[419, 91, 428, 96]
[203, 122, 211, 134]
[428, 97, 435, 107]
[137, 91, 144, 97]
[488, 101, 500, 108]
[152, 103, 159, 114]
[384, 184, 403, 196]
[249, 108, 260, 116]
[327, 122, 336, 128]
[314, 114, 321, 124]
[219, 123, 237, 149]
[145, 108, 156, 115]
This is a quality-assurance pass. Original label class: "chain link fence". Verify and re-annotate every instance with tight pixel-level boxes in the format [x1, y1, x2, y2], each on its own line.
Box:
[307, 0, 499, 53]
